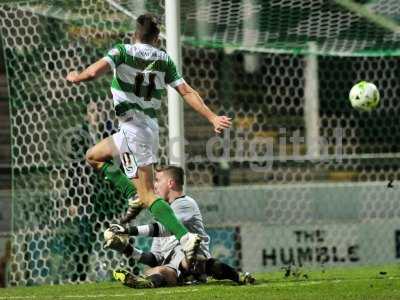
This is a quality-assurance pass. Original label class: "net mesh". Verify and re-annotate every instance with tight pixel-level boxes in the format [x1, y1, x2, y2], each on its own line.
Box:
[0, 0, 165, 285]
[179, 0, 400, 56]
[1, 0, 400, 286]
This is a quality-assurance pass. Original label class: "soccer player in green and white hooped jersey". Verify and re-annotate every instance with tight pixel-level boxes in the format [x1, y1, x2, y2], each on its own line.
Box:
[66, 14, 232, 264]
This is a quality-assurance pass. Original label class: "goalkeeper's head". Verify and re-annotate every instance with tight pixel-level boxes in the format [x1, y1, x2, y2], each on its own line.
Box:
[155, 165, 184, 202]
[134, 13, 160, 45]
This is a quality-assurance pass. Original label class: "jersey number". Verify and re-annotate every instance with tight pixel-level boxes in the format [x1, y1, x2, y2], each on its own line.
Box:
[134, 72, 156, 101]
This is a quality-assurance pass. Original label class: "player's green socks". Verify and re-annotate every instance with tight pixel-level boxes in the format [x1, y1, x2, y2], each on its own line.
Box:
[101, 161, 136, 200]
[149, 198, 188, 240]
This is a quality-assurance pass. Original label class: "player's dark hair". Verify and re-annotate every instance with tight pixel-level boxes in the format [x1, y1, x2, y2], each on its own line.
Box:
[156, 165, 184, 190]
[135, 14, 160, 43]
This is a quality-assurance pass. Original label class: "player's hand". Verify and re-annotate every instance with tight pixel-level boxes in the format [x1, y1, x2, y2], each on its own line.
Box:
[66, 71, 79, 83]
[109, 224, 128, 235]
[210, 115, 232, 134]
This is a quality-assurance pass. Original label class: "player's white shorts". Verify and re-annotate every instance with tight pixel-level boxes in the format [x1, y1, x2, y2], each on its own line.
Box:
[112, 120, 159, 179]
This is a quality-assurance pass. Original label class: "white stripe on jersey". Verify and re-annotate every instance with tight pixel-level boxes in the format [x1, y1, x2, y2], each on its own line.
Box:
[102, 56, 115, 69]
[169, 78, 185, 88]
[125, 43, 169, 61]
[111, 88, 162, 110]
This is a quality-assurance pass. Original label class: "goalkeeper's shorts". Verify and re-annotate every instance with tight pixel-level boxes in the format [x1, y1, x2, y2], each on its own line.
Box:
[112, 120, 159, 179]
[162, 247, 186, 277]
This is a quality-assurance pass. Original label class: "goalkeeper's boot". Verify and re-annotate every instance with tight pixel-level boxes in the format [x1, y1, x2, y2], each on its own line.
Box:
[180, 232, 202, 267]
[120, 197, 144, 225]
[113, 269, 154, 289]
[239, 272, 256, 285]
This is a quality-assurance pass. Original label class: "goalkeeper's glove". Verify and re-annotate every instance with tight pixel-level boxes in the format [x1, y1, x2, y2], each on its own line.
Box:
[103, 227, 129, 253]
[109, 223, 129, 235]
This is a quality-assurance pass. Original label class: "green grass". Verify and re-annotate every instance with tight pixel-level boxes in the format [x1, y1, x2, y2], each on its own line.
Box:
[0, 264, 399, 300]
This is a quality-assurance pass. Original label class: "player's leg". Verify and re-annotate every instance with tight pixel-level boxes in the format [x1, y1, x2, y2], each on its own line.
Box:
[116, 125, 201, 261]
[205, 258, 255, 285]
[85, 136, 115, 170]
[113, 266, 177, 288]
[205, 258, 239, 283]
[143, 248, 187, 287]
[145, 266, 178, 287]
[112, 268, 155, 288]
[86, 135, 137, 201]
[180, 255, 208, 284]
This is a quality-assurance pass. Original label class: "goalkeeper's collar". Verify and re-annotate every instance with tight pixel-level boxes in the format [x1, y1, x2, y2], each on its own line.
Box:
[171, 195, 186, 203]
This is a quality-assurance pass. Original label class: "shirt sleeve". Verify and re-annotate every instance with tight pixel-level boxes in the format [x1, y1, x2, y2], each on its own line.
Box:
[165, 55, 185, 87]
[102, 44, 125, 70]
[171, 199, 194, 223]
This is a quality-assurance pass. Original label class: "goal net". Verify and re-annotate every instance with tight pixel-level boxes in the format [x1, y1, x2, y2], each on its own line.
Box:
[1, 0, 400, 285]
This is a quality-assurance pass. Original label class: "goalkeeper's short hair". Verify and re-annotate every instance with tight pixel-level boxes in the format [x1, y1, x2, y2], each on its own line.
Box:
[156, 165, 184, 190]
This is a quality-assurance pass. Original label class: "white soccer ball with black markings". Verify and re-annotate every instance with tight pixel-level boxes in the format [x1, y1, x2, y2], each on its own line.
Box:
[349, 81, 380, 112]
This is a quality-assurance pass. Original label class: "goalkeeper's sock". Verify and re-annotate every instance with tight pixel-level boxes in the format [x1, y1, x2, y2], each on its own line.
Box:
[149, 198, 188, 240]
[123, 244, 143, 260]
[205, 258, 240, 283]
[138, 252, 159, 268]
[101, 161, 136, 199]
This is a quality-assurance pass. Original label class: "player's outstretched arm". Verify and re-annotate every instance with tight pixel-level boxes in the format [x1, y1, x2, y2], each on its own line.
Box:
[66, 58, 111, 83]
[109, 223, 172, 238]
[175, 82, 232, 134]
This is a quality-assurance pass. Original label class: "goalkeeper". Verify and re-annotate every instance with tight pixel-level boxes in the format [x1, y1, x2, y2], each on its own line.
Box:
[106, 165, 254, 288]
[66, 13, 231, 264]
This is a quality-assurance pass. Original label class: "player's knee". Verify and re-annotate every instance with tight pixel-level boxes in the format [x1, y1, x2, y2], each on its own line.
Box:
[85, 149, 95, 165]
[146, 268, 177, 286]
[85, 148, 101, 169]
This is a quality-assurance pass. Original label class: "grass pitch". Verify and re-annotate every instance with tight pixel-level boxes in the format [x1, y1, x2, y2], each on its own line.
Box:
[0, 264, 399, 300]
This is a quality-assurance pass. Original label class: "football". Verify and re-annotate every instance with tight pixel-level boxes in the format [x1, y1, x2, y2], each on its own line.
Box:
[349, 81, 380, 111]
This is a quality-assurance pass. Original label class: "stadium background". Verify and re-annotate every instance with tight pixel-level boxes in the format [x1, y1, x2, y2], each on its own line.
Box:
[0, 0, 400, 287]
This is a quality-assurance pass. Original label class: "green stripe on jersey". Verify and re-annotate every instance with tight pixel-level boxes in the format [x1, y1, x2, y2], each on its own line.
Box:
[115, 102, 157, 119]
[111, 77, 165, 100]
